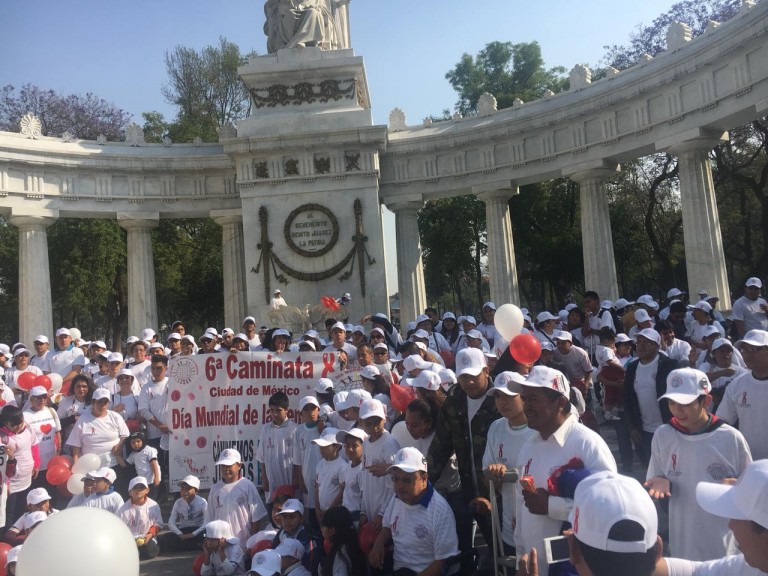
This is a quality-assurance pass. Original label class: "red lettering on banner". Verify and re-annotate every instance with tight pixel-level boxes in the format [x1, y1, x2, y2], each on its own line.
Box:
[322, 353, 336, 378]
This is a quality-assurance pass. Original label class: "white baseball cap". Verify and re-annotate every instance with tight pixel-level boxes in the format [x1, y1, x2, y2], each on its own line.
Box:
[700, 325, 721, 340]
[636, 328, 661, 346]
[359, 398, 386, 420]
[466, 329, 483, 340]
[129, 476, 149, 491]
[523, 365, 570, 398]
[336, 427, 368, 444]
[222, 328, 234, 336]
[455, 347, 487, 377]
[55, 328, 71, 337]
[388, 447, 428, 474]
[178, 475, 201, 490]
[540, 341, 555, 352]
[600, 300, 613, 310]
[615, 333, 632, 344]
[636, 295, 658, 308]
[613, 298, 633, 309]
[27, 487, 51, 505]
[299, 395, 320, 410]
[569, 471, 657, 553]
[247, 549, 282, 576]
[411, 329, 430, 341]
[215, 448, 242, 466]
[536, 311, 559, 323]
[403, 354, 432, 373]
[12, 348, 30, 359]
[689, 300, 713, 313]
[312, 427, 342, 447]
[415, 314, 430, 325]
[275, 538, 305, 561]
[660, 368, 712, 404]
[345, 389, 372, 408]
[84, 467, 117, 484]
[711, 338, 733, 352]
[277, 498, 304, 516]
[405, 370, 442, 391]
[314, 378, 334, 393]
[33, 335, 49, 344]
[634, 309, 652, 323]
[667, 288, 684, 298]
[108, 352, 123, 363]
[360, 365, 381, 380]
[696, 460, 768, 530]
[442, 312, 456, 321]
[243, 315, 256, 324]
[463, 316, 477, 325]
[205, 520, 240, 544]
[92, 388, 111, 402]
[553, 331, 572, 343]
[333, 391, 350, 411]
[489, 371, 526, 396]
[483, 301, 497, 310]
[140, 328, 156, 341]
[741, 329, 768, 348]
[117, 368, 135, 379]
[746, 277, 763, 288]
[331, 321, 346, 332]
[438, 368, 457, 388]
[272, 328, 290, 338]
[29, 386, 48, 397]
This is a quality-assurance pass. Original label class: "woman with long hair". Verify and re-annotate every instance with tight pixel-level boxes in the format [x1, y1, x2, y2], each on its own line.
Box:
[319, 506, 367, 576]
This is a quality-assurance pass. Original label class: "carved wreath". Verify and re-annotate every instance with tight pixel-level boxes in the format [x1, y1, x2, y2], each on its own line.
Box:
[249, 79, 357, 109]
[283, 203, 339, 258]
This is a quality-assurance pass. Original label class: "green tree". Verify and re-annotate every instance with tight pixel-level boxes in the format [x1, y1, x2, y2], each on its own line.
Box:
[162, 37, 253, 142]
[445, 41, 567, 116]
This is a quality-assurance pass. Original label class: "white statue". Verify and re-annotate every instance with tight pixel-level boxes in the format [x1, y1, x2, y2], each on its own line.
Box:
[264, 0, 351, 53]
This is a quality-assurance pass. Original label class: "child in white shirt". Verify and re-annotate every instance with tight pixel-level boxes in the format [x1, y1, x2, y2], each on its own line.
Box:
[358, 399, 399, 530]
[311, 427, 346, 526]
[256, 391, 297, 505]
[645, 368, 752, 561]
[336, 428, 367, 523]
[158, 474, 207, 553]
[200, 520, 245, 576]
[117, 431, 161, 500]
[117, 476, 163, 559]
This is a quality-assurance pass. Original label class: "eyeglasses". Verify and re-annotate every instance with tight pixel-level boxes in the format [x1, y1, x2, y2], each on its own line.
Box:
[391, 475, 417, 485]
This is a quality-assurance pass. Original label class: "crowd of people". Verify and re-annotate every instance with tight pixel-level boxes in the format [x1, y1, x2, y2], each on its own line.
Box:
[0, 276, 767, 576]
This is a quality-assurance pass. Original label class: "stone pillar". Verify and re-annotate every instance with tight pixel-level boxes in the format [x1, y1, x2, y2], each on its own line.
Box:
[476, 187, 520, 305]
[9, 214, 56, 345]
[662, 132, 731, 309]
[388, 200, 427, 327]
[118, 213, 159, 336]
[212, 210, 247, 329]
[569, 167, 620, 301]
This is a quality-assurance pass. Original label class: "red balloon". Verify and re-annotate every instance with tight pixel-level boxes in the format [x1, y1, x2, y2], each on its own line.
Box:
[126, 419, 142, 433]
[509, 333, 542, 364]
[358, 522, 378, 554]
[45, 464, 72, 486]
[0, 542, 12, 576]
[48, 455, 73, 470]
[16, 372, 37, 391]
[34, 374, 52, 391]
[192, 553, 206, 576]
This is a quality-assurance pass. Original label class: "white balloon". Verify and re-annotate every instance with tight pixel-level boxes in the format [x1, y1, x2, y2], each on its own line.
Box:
[48, 373, 63, 394]
[69, 328, 82, 342]
[494, 304, 524, 342]
[67, 472, 85, 495]
[71, 453, 101, 474]
[17, 507, 139, 576]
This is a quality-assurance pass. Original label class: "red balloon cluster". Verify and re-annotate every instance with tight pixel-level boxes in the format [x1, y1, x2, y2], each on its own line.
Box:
[321, 296, 340, 312]
[16, 373, 53, 392]
[45, 455, 74, 486]
[389, 381, 416, 413]
[509, 333, 542, 364]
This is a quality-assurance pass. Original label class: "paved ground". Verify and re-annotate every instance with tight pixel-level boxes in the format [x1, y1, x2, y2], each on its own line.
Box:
[139, 415, 647, 575]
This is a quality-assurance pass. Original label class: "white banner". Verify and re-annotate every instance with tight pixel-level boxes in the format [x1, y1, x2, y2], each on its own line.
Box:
[168, 351, 339, 490]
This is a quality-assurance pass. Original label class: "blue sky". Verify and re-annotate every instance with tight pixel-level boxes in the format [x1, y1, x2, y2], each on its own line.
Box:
[2, 0, 677, 293]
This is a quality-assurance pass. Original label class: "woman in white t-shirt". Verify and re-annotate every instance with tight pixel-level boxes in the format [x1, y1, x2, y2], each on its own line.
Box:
[57, 374, 94, 451]
[22, 387, 61, 483]
[111, 369, 139, 423]
[65, 388, 129, 470]
[0, 405, 39, 529]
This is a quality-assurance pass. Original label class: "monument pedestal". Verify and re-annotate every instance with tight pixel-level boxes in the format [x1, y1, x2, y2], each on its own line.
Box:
[224, 48, 389, 328]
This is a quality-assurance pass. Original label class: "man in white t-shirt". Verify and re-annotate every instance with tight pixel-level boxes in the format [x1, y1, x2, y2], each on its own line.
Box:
[271, 289, 287, 310]
[717, 330, 768, 460]
[48, 328, 84, 385]
[323, 322, 357, 363]
[514, 366, 617, 576]
[30, 335, 51, 373]
[553, 331, 593, 396]
[732, 278, 768, 338]
[663, 460, 768, 576]
[369, 447, 459, 575]
[580, 291, 615, 356]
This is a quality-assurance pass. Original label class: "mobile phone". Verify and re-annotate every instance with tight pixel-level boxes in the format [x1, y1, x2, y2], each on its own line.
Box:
[519, 475, 536, 494]
[544, 535, 570, 564]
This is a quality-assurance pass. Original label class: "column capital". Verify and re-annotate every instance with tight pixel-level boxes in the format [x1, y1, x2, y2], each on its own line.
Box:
[386, 198, 424, 215]
[656, 128, 728, 155]
[117, 212, 160, 231]
[475, 187, 519, 203]
[567, 162, 620, 184]
[8, 215, 57, 230]
[211, 209, 243, 227]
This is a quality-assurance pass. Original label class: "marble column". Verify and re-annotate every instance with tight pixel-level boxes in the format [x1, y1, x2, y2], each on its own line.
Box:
[388, 200, 427, 327]
[118, 212, 159, 336]
[212, 210, 247, 329]
[9, 214, 55, 345]
[476, 187, 520, 305]
[569, 167, 620, 301]
[662, 133, 732, 309]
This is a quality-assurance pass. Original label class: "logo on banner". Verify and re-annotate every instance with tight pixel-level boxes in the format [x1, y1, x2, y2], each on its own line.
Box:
[170, 358, 199, 386]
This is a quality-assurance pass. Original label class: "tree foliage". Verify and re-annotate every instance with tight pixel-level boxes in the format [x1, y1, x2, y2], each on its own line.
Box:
[0, 83, 131, 140]
[161, 37, 253, 142]
[445, 41, 567, 116]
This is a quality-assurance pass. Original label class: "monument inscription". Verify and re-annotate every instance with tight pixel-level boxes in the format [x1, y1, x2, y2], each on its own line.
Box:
[284, 203, 339, 257]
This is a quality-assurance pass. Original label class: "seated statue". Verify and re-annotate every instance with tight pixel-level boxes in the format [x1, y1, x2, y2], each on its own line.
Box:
[264, 0, 350, 53]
